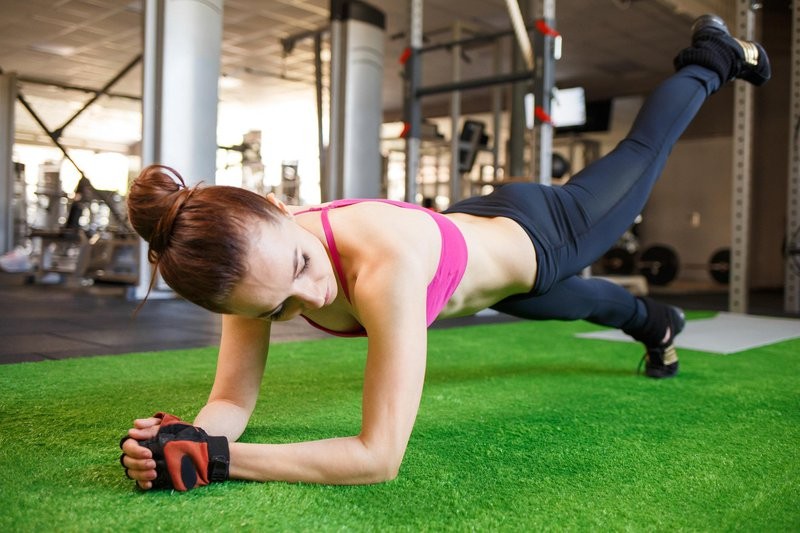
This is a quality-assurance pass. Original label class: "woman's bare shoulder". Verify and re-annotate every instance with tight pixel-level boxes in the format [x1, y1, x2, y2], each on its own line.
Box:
[338, 203, 441, 260]
[316, 204, 435, 298]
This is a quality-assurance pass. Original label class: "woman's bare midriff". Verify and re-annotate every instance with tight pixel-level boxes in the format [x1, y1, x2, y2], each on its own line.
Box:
[441, 213, 537, 318]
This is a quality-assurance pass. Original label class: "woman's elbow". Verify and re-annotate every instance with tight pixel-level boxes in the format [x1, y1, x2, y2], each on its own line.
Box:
[358, 442, 404, 483]
[363, 460, 400, 484]
[375, 457, 402, 483]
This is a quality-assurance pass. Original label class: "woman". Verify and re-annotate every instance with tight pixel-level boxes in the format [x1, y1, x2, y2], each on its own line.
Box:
[120, 15, 770, 491]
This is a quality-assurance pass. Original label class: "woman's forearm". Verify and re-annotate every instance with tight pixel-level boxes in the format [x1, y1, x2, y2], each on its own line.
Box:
[193, 399, 252, 442]
[229, 436, 401, 485]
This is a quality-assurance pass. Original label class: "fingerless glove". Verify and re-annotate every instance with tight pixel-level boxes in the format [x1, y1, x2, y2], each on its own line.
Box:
[120, 412, 230, 491]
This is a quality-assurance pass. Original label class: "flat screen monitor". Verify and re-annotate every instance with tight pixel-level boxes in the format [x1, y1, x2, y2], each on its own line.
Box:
[525, 87, 588, 128]
[551, 87, 587, 128]
[525, 88, 610, 133]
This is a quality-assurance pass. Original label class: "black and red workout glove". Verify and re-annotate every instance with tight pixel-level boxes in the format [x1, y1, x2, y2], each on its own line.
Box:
[119, 412, 230, 491]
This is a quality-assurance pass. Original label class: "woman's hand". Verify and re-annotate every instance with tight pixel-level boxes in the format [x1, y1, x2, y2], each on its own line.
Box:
[119, 416, 162, 490]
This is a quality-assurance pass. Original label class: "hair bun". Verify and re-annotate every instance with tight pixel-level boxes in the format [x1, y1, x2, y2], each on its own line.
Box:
[127, 165, 195, 257]
[147, 187, 198, 261]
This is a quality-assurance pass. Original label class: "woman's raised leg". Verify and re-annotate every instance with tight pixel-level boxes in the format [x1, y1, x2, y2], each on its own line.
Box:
[530, 15, 770, 285]
[494, 16, 770, 378]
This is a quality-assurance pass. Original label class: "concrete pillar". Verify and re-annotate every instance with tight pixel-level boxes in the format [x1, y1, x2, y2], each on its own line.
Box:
[135, 0, 223, 299]
[328, 0, 385, 200]
[141, 0, 223, 183]
[0, 73, 16, 255]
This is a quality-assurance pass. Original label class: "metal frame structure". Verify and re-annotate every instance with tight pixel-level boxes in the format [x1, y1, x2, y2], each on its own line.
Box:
[448, 20, 463, 202]
[787, 0, 800, 313]
[403, 0, 424, 203]
[403, 0, 556, 204]
[14, 58, 139, 229]
[729, 1, 756, 314]
[531, 0, 556, 185]
[14, 55, 141, 183]
[281, 26, 331, 195]
[14, 76, 140, 103]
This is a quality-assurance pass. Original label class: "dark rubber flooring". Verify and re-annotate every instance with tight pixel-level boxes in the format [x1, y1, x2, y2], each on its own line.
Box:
[0, 272, 792, 365]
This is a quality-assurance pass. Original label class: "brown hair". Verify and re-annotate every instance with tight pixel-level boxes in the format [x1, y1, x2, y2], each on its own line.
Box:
[127, 164, 282, 313]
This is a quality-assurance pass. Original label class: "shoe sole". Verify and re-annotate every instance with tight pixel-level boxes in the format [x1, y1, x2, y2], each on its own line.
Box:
[692, 14, 730, 41]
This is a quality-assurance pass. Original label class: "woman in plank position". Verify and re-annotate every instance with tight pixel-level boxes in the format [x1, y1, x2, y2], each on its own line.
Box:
[120, 16, 770, 491]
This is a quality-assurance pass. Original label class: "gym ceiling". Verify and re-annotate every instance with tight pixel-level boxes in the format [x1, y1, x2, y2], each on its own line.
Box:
[0, 0, 731, 153]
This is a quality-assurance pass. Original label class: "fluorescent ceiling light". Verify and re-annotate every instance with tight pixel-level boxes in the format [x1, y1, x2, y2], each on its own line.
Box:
[29, 43, 76, 57]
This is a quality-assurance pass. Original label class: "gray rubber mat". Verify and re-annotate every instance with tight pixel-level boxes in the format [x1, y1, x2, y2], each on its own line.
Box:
[577, 312, 800, 354]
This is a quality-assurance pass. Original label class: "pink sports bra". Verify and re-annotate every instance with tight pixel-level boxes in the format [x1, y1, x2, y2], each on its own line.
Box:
[294, 199, 468, 337]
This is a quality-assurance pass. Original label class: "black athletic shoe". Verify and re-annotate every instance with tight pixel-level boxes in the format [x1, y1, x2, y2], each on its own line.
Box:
[623, 297, 685, 379]
[641, 310, 684, 379]
[674, 13, 771, 86]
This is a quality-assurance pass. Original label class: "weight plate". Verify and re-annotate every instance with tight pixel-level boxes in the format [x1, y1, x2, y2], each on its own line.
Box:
[708, 248, 730, 284]
[639, 245, 679, 286]
[600, 247, 636, 275]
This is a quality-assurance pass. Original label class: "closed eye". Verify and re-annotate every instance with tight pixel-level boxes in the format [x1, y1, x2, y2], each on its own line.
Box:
[299, 253, 310, 276]
[267, 251, 310, 320]
[269, 303, 286, 320]
[257, 302, 285, 321]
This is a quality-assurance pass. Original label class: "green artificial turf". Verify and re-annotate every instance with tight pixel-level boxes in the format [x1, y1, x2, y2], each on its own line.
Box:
[1, 314, 798, 532]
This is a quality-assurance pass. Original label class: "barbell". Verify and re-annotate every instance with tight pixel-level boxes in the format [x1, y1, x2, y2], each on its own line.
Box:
[599, 245, 731, 286]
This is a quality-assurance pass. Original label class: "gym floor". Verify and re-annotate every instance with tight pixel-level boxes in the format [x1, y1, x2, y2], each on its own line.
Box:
[0, 272, 789, 365]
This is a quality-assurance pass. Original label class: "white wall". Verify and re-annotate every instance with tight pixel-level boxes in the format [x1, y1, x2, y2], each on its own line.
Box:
[638, 137, 733, 283]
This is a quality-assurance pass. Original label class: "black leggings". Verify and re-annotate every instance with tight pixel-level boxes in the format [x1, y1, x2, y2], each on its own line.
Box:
[445, 65, 721, 330]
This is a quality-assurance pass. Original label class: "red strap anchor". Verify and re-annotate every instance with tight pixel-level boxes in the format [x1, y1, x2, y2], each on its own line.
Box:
[535, 19, 560, 38]
[399, 47, 412, 65]
[534, 106, 553, 125]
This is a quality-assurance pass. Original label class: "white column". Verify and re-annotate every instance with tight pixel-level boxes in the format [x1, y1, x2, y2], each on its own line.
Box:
[329, 0, 385, 200]
[0, 73, 17, 255]
[135, 0, 224, 299]
[142, 0, 223, 184]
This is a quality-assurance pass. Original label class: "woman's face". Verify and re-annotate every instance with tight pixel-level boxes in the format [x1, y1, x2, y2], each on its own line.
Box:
[226, 217, 338, 321]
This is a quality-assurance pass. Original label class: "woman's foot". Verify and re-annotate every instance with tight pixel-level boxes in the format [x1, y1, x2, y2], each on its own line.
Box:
[642, 321, 682, 379]
[674, 13, 771, 86]
[623, 297, 685, 379]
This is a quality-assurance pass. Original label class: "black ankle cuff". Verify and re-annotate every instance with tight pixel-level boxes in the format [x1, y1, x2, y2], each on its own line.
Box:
[623, 297, 671, 347]
[674, 39, 735, 84]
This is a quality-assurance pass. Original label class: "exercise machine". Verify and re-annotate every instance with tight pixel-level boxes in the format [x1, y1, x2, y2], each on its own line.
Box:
[29, 165, 138, 286]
